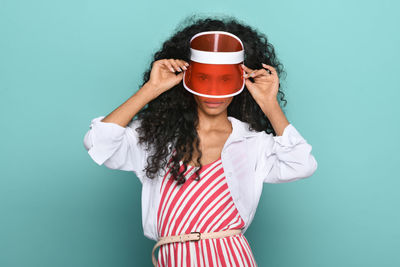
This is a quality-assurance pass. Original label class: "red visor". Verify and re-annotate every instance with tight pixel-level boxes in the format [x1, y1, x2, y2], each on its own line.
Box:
[183, 31, 245, 98]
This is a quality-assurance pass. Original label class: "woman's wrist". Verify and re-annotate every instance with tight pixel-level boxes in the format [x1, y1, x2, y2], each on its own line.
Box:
[260, 100, 289, 136]
[259, 99, 280, 115]
[138, 82, 159, 102]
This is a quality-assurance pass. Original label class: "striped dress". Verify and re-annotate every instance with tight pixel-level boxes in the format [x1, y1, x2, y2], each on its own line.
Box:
[156, 155, 258, 267]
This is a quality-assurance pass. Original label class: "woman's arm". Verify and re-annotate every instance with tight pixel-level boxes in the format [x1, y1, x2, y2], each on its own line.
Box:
[241, 64, 317, 183]
[101, 82, 158, 127]
[259, 99, 289, 136]
[257, 99, 317, 183]
[82, 83, 158, 182]
[83, 59, 189, 181]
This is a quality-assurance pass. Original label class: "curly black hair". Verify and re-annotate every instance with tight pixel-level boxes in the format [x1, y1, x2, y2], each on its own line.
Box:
[134, 14, 288, 185]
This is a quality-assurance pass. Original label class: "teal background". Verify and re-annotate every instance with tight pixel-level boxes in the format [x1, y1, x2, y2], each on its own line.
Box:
[1, 0, 399, 266]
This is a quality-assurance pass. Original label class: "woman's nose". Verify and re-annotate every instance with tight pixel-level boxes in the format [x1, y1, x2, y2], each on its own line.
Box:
[207, 79, 219, 94]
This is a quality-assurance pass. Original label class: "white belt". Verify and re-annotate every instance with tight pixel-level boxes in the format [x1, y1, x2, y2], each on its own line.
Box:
[152, 228, 242, 266]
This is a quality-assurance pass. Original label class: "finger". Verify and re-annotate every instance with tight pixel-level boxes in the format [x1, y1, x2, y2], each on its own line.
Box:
[240, 64, 254, 74]
[177, 59, 189, 70]
[178, 59, 190, 68]
[251, 69, 273, 78]
[243, 68, 256, 78]
[169, 59, 183, 72]
[244, 72, 255, 78]
[261, 63, 276, 74]
[175, 71, 184, 80]
[244, 68, 266, 78]
[172, 59, 187, 72]
[244, 77, 255, 88]
[164, 60, 176, 73]
[254, 69, 278, 80]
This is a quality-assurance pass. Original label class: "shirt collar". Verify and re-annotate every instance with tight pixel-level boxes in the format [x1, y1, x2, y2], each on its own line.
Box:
[227, 116, 259, 141]
[168, 116, 259, 150]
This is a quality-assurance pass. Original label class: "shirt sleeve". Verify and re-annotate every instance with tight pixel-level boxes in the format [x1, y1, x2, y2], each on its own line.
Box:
[256, 123, 318, 184]
[83, 116, 148, 183]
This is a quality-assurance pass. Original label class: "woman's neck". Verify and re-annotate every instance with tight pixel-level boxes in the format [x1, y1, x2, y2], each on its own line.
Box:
[196, 110, 231, 132]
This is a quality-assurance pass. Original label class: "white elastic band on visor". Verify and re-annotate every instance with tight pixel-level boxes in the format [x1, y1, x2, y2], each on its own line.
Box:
[190, 48, 244, 64]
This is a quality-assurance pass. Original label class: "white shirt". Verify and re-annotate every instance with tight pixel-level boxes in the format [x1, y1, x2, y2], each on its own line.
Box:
[83, 115, 318, 241]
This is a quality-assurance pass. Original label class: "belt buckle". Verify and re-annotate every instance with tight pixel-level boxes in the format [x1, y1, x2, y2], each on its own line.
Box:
[190, 231, 201, 241]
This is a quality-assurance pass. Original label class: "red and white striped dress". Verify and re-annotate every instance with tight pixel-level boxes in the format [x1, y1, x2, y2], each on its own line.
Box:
[156, 155, 258, 267]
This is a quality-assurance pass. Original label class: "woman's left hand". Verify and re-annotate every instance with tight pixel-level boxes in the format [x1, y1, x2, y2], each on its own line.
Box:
[241, 63, 280, 106]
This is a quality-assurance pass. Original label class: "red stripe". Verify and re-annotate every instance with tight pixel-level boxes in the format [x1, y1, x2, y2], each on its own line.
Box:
[157, 158, 256, 266]
[231, 237, 247, 265]
[238, 236, 252, 266]
[222, 238, 235, 266]
[194, 242, 201, 266]
[215, 238, 229, 266]
[160, 166, 195, 235]
[185, 241, 190, 266]
[225, 237, 241, 266]
[243, 235, 257, 266]
[197, 191, 230, 231]
[170, 169, 222, 234]
[189, 185, 229, 232]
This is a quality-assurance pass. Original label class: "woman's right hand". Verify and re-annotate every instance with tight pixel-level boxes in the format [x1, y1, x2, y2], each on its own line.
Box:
[145, 59, 189, 98]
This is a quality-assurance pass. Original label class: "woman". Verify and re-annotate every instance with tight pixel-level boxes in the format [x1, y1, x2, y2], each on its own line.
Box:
[83, 16, 318, 267]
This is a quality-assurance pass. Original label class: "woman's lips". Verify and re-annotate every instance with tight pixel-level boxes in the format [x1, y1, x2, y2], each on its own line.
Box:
[204, 101, 223, 107]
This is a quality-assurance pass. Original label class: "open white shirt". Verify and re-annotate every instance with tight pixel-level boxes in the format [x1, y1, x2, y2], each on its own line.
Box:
[83, 115, 318, 241]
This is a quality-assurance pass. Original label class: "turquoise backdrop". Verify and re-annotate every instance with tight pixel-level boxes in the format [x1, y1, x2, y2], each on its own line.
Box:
[1, 0, 399, 266]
